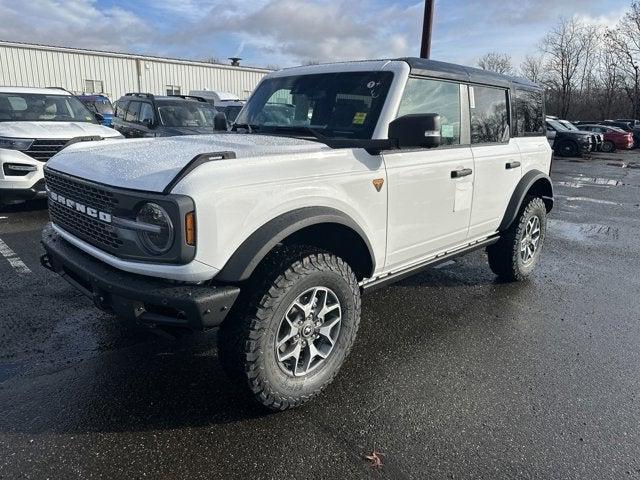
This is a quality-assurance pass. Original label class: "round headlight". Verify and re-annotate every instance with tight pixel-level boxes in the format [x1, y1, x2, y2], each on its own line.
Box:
[136, 203, 174, 254]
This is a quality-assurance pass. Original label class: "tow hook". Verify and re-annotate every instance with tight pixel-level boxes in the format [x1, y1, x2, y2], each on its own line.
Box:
[39, 253, 54, 272]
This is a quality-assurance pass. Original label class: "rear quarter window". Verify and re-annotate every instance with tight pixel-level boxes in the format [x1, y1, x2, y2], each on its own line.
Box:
[515, 89, 545, 137]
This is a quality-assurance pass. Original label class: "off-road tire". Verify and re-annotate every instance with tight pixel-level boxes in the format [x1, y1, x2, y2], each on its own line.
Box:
[556, 140, 579, 157]
[601, 140, 616, 153]
[217, 245, 361, 411]
[487, 196, 547, 282]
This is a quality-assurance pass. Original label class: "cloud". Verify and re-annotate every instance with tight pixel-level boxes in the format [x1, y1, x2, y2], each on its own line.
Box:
[0, 0, 633, 70]
[0, 0, 154, 53]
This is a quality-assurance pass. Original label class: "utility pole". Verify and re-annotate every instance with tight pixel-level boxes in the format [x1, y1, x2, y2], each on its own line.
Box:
[420, 0, 434, 59]
[634, 65, 639, 120]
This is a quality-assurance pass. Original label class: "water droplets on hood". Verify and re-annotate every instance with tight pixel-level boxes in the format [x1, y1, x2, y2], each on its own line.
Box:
[46, 133, 328, 192]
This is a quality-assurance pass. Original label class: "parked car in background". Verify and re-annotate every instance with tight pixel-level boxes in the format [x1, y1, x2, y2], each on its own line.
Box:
[556, 118, 603, 151]
[112, 93, 222, 138]
[546, 117, 593, 157]
[0, 87, 122, 207]
[576, 120, 639, 147]
[614, 118, 640, 147]
[189, 90, 245, 122]
[77, 94, 114, 127]
[577, 124, 635, 152]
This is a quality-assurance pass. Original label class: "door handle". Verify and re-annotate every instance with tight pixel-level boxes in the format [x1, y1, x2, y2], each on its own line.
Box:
[451, 168, 473, 178]
[505, 161, 521, 169]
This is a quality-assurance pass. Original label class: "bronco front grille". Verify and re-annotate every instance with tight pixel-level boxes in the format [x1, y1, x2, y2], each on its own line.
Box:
[44, 169, 118, 212]
[24, 139, 69, 162]
[44, 170, 122, 251]
[49, 201, 123, 250]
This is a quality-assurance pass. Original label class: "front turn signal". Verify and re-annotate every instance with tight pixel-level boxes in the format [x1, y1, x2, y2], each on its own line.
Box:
[185, 211, 196, 246]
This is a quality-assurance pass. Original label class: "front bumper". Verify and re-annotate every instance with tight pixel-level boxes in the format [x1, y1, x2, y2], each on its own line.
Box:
[41, 224, 240, 330]
[0, 179, 46, 204]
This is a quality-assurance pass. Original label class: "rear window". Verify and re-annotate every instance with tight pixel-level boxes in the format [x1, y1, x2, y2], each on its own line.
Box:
[515, 89, 544, 136]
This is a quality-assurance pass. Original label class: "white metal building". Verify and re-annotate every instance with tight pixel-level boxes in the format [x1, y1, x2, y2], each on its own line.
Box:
[0, 40, 271, 101]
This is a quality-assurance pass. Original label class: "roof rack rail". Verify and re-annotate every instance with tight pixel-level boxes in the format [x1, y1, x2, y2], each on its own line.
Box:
[46, 86, 73, 94]
[167, 94, 207, 103]
[125, 92, 155, 99]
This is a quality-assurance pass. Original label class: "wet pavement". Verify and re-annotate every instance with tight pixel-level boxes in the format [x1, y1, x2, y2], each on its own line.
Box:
[1, 151, 640, 479]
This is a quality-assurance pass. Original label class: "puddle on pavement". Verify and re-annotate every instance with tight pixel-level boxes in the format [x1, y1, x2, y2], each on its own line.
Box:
[556, 195, 620, 206]
[557, 177, 622, 188]
[549, 219, 620, 242]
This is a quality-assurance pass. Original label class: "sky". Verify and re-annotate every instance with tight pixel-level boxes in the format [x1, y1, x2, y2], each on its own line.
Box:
[0, 0, 632, 69]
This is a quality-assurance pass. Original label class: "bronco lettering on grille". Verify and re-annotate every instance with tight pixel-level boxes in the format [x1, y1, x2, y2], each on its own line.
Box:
[48, 190, 112, 223]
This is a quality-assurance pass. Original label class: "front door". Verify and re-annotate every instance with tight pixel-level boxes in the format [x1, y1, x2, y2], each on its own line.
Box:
[384, 77, 473, 270]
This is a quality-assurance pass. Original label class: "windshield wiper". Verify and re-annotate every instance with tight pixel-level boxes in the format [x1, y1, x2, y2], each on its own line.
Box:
[262, 125, 326, 140]
[232, 123, 260, 133]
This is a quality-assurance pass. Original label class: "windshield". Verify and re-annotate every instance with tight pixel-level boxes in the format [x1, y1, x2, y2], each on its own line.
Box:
[82, 99, 113, 115]
[547, 119, 568, 131]
[235, 71, 394, 139]
[156, 101, 217, 128]
[559, 120, 578, 131]
[0, 93, 96, 123]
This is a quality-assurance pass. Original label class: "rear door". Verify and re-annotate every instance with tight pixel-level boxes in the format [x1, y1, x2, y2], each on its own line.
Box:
[467, 85, 522, 239]
[123, 101, 142, 137]
[384, 77, 474, 270]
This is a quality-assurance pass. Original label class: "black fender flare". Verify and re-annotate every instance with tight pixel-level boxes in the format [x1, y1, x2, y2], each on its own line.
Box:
[498, 170, 554, 231]
[216, 206, 376, 282]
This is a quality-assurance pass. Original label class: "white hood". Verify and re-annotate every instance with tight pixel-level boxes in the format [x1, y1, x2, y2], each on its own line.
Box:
[0, 121, 121, 139]
[46, 133, 329, 192]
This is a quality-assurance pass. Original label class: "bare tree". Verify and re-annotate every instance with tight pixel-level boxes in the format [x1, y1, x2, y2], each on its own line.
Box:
[477, 52, 513, 74]
[606, 2, 640, 118]
[520, 55, 546, 83]
[540, 17, 586, 118]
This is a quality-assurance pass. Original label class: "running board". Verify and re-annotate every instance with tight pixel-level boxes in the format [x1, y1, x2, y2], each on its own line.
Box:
[361, 236, 499, 292]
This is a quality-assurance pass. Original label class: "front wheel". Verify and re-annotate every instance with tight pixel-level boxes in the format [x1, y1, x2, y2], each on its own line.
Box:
[217, 246, 361, 411]
[556, 140, 579, 157]
[487, 197, 547, 282]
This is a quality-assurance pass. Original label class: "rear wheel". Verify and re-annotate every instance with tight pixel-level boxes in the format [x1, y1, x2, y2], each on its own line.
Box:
[217, 246, 361, 411]
[487, 197, 547, 282]
[556, 140, 579, 157]
[601, 140, 616, 153]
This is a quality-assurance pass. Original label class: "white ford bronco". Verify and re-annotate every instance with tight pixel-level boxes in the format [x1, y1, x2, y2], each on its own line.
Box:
[41, 58, 553, 410]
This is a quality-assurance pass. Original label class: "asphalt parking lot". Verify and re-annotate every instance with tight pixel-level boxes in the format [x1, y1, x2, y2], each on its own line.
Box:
[1, 151, 639, 479]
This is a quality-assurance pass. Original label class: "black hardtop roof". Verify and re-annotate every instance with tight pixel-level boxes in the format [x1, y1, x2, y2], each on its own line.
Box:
[397, 57, 541, 91]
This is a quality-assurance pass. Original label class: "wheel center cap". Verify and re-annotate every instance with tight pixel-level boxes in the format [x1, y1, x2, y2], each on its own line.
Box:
[301, 323, 314, 338]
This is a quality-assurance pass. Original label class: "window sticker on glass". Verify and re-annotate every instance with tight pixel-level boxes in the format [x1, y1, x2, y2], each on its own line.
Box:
[469, 86, 476, 109]
[441, 124, 455, 138]
[352, 112, 367, 125]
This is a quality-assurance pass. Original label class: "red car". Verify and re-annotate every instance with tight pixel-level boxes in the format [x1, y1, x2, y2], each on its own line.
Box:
[578, 124, 634, 152]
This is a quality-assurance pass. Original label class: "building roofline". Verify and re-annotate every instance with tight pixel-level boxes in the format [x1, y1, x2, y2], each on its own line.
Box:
[0, 40, 273, 74]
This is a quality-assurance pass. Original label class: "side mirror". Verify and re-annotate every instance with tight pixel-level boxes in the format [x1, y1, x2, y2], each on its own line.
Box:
[214, 112, 228, 131]
[94, 112, 104, 123]
[388, 113, 441, 149]
[142, 118, 155, 129]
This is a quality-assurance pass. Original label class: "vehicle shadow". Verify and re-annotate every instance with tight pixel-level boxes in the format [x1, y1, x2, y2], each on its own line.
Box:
[0, 198, 48, 213]
[0, 251, 534, 436]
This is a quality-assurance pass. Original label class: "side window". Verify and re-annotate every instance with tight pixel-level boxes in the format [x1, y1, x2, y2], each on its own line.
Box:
[139, 103, 155, 124]
[397, 78, 461, 146]
[515, 89, 544, 136]
[125, 101, 141, 122]
[113, 100, 125, 118]
[470, 86, 509, 144]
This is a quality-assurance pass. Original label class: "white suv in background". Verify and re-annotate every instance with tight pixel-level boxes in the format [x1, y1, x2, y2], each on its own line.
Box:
[0, 87, 122, 207]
